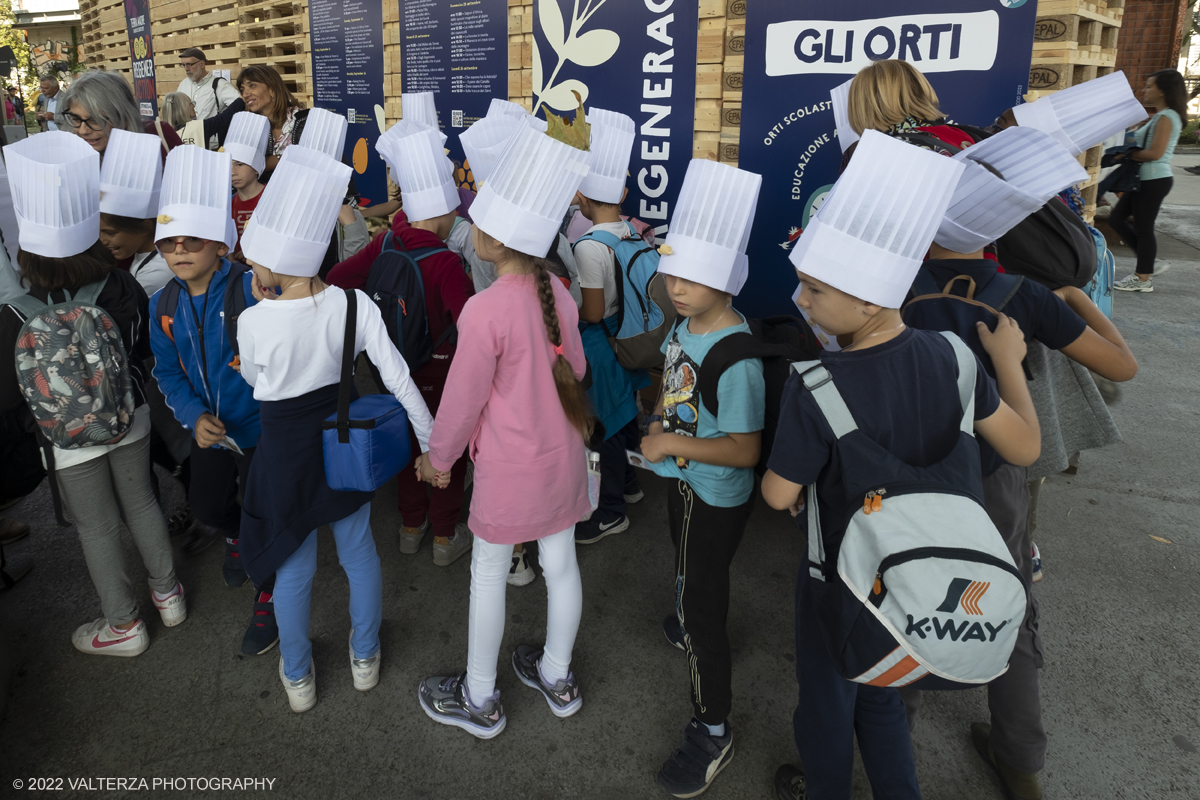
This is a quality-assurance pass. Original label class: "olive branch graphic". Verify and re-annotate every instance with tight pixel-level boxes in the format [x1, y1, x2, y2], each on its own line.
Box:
[533, 0, 621, 114]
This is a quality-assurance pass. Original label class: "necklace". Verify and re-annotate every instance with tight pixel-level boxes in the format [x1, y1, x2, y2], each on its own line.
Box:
[843, 323, 906, 352]
[690, 305, 734, 336]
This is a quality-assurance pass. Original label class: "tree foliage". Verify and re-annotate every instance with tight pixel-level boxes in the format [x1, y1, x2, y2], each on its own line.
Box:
[0, 0, 33, 94]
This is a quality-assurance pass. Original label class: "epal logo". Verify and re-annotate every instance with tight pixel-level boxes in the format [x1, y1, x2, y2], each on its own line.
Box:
[935, 577, 990, 616]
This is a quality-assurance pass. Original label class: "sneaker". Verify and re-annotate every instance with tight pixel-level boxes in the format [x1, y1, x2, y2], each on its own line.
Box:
[1185, 165, 1200, 175]
[656, 718, 735, 798]
[349, 630, 381, 692]
[507, 548, 536, 587]
[433, 522, 473, 567]
[279, 656, 317, 713]
[511, 644, 583, 718]
[151, 582, 187, 627]
[624, 477, 645, 504]
[574, 513, 630, 545]
[774, 764, 807, 800]
[1031, 544, 1043, 584]
[180, 521, 221, 557]
[399, 518, 430, 555]
[971, 722, 1042, 800]
[663, 615, 686, 651]
[71, 618, 149, 657]
[417, 672, 506, 739]
[223, 536, 248, 587]
[1152, 260, 1173, 276]
[241, 591, 279, 656]
[1114, 274, 1153, 292]
[167, 505, 196, 537]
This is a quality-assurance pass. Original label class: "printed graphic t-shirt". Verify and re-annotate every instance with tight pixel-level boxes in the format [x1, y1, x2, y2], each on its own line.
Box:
[232, 190, 263, 253]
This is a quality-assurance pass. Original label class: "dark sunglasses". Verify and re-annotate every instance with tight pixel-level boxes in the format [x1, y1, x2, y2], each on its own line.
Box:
[155, 236, 209, 254]
[62, 111, 109, 132]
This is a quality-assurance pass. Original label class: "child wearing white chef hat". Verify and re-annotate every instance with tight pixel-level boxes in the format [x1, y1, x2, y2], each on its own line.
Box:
[97, 128, 173, 294]
[224, 111, 269, 258]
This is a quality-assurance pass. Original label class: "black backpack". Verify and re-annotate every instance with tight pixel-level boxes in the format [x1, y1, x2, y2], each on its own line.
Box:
[155, 261, 251, 357]
[695, 315, 822, 475]
[363, 230, 456, 371]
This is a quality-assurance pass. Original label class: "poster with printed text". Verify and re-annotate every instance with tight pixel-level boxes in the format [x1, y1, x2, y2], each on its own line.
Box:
[532, 0, 698, 238]
[736, 0, 1037, 318]
[124, 0, 158, 119]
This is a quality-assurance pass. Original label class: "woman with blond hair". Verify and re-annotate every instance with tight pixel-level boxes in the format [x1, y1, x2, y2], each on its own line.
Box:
[845, 59, 977, 157]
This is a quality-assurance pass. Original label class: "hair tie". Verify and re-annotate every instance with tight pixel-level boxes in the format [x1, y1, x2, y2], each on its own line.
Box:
[554, 343, 564, 357]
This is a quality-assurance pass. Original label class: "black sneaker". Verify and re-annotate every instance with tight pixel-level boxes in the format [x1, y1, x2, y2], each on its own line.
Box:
[223, 536, 248, 587]
[774, 765, 806, 800]
[167, 505, 197, 537]
[511, 643, 583, 718]
[240, 592, 279, 655]
[657, 718, 734, 798]
[662, 615, 686, 651]
[574, 513, 630, 545]
[181, 522, 220, 557]
[624, 477, 645, 504]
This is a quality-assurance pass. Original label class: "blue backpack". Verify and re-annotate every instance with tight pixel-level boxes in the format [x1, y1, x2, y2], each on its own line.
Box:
[573, 221, 675, 370]
[363, 231, 456, 371]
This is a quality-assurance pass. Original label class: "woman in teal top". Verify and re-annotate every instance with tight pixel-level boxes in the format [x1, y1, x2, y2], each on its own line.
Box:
[1111, 69, 1187, 292]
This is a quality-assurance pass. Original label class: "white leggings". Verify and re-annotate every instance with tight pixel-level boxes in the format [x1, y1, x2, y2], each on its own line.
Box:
[466, 526, 582, 705]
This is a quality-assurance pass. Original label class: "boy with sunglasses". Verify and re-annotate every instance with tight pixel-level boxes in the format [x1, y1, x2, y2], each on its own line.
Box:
[149, 147, 277, 655]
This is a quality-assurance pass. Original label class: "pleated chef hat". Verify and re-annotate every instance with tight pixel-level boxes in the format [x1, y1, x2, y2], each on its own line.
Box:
[156, 145, 233, 246]
[402, 91, 438, 129]
[579, 108, 635, 204]
[460, 114, 521, 186]
[656, 159, 762, 296]
[223, 111, 269, 175]
[788, 130, 964, 308]
[240, 145, 352, 277]
[487, 98, 529, 119]
[1012, 71, 1147, 156]
[3, 131, 100, 258]
[831, 77, 859, 154]
[376, 119, 458, 221]
[936, 127, 1088, 254]
[299, 107, 348, 160]
[470, 123, 590, 257]
[99, 128, 163, 219]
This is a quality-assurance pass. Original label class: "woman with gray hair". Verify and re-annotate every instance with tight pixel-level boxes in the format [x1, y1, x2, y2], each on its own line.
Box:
[159, 92, 195, 132]
[57, 70, 182, 161]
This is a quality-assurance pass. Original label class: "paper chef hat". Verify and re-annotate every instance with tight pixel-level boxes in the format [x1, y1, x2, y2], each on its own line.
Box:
[156, 145, 233, 245]
[3, 131, 100, 258]
[936, 127, 1088, 253]
[831, 77, 859, 154]
[657, 159, 762, 295]
[1013, 71, 1147, 156]
[402, 92, 438, 129]
[460, 114, 523, 186]
[240, 145, 352, 277]
[471, 123, 590, 257]
[299, 107, 348, 160]
[579, 108, 635, 204]
[487, 98, 529, 119]
[99, 128, 163, 219]
[224, 112, 269, 175]
[376, 119, 458, 221]
[789, 130, 964, 308]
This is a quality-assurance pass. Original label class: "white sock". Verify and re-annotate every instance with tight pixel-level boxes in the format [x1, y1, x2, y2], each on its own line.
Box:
[151, 585, 177, 601]
[703, 721, 726, 737]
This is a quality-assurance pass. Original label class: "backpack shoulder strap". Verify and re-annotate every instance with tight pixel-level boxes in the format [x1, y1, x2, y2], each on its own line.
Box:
[973, 272, 1024, 313]
[792, 360, 858, 439]
[909, 267, 940, 299]
[410, 245, 450, 262]
[72, 274, 111, 307]
[5, 293, 48, 319]
[938, 331, 976, 435]
[695, 331, 757, 418]
[574, 229, 625, 252]
[154, 279, 183, 340]
[224, 262, 251, 356]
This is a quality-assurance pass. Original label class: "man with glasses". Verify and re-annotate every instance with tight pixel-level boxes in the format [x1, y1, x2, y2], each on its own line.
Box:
[176, 48, 239, 149]
[35, 75, 60, 131]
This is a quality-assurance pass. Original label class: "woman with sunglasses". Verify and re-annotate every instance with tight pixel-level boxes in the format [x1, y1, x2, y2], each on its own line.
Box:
[56, 70, 183, 162]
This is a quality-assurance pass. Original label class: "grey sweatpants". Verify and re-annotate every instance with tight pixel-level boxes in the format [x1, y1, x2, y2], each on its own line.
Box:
[56, 432, 177, 627]
[901, 463, 1046, 773]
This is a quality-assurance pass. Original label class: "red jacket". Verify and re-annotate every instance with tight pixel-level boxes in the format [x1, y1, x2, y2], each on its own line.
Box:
[326, 212, 474, 386]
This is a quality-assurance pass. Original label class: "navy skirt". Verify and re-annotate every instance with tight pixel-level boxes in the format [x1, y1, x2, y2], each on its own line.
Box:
[239, 383, 373, 586]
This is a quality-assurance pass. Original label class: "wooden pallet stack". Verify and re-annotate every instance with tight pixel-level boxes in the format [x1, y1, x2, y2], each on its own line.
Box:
[508, 2, 534, 110]
[694, 0, 741, 164]
[237, 0, 312, 106]
[1029, 0, 1125, 219]
[149, 0, 242, 108]
[80, 0, 134, 80]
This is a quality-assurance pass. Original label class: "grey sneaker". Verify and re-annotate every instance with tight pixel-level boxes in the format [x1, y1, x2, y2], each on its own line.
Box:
[349, 630, 380, 691]
[418, 672, 506, 739]
[511, 644, 583, 718]
[507, 548, 536, 587]
[1114, 273, 1153, 292]
[279, 656, 317, 713]
[433, 522, 473, 566]
[399, 518, 430, 555]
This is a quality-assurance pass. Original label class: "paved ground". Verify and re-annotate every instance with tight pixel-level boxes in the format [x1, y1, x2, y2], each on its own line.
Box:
[2, 159, 1199, 799]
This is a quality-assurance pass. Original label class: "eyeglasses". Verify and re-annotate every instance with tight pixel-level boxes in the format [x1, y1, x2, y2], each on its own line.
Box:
[62, 111, 110, 132]
[180, 60, 201, 68]
[155, 236, 209, 254]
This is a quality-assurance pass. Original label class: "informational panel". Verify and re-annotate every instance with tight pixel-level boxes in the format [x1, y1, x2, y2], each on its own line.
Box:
[399, 0, 509, 187]
[532, 0, 698, 238]
[124, 0, 158, 119]
[737, 0, 1037, 317]
[310, 0, 387, 204]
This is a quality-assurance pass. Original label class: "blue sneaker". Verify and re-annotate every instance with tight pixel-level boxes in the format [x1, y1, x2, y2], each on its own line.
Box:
[657, 718, 734, 797]
[418, 672, 506, 739]
[240, 592, 278, 656]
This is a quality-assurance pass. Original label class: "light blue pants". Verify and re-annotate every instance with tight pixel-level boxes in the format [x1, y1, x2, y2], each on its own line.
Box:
[275, 502, 381, 681]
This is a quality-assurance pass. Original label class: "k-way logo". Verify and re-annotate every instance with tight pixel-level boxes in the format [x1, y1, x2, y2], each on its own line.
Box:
[936, 577, 990, 615]
[904, 576, 1007, 643]
[764, 12, 999, 76]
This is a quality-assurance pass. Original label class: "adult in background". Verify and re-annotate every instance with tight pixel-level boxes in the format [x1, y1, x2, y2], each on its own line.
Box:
[176, 48, 239, 148]
[233, 65, 308, 180]
[35, 75, 61, 131]
[1111, 69, 1186, 293]
[160, 92, 203, 146]
[8, 86, 24, 120]
[56, 70, 182, 161]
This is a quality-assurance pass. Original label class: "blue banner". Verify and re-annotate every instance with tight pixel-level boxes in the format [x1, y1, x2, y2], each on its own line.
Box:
[736, 0, 1037, 317]
[124, 0, 157, 119]
[531, 0, 697, 238]
[309, 0, 387, 205]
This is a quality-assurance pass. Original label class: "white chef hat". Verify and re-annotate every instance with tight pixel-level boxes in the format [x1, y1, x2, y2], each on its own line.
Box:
[402, 92, 438, 129]
[240, 145, 352, 277]
[578, 108, 635, 204]
[460, 114, 524, 186]
[936, 127, 1088, 253]
[831, 77, 859, 154]
[488, 98, 529, 119]
[299, 107, 348, 160]
[656, 159, 762, 296]
[376, 119, 458, 221]
[789, 130, 964, 308]
[156, 145, 233, 246]
[1013, 71, 1147, 156]
[3, 131, 100, 258]
[471, 123, 590, 257]
[223, 111, 269, 175]
[99, 128, 162, 219]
